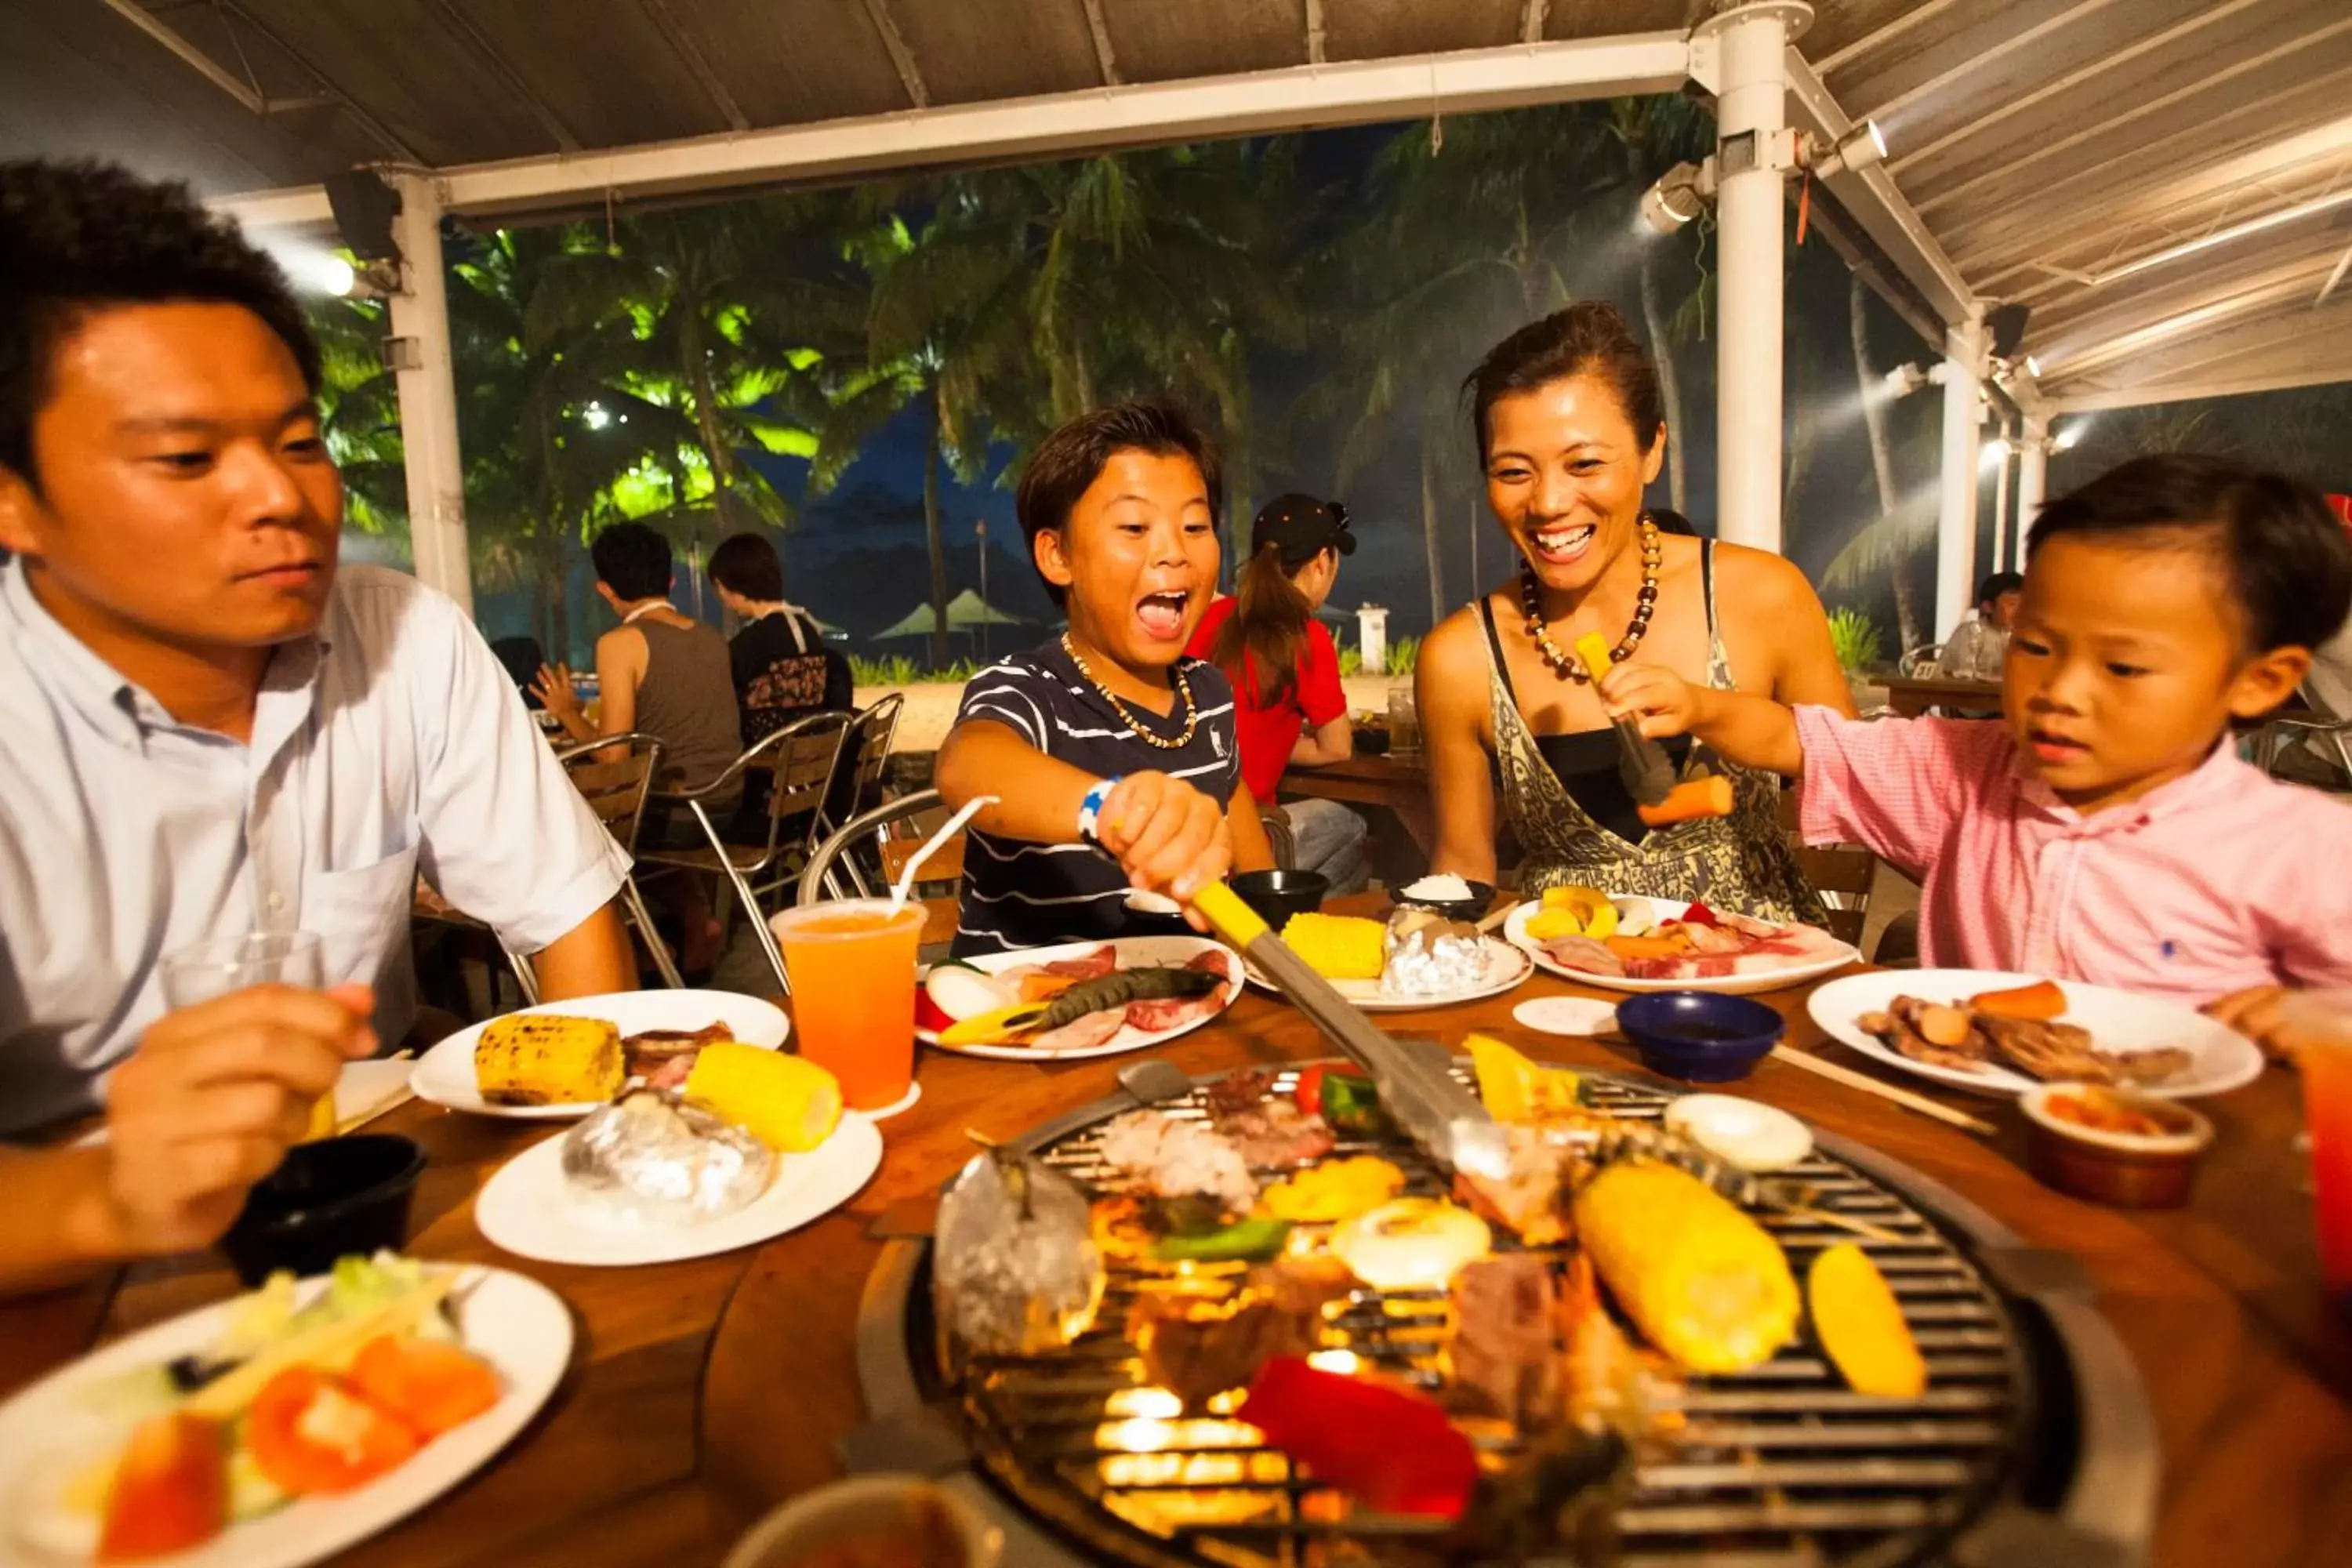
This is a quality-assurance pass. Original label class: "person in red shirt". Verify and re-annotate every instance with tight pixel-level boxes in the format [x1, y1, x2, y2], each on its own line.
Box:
[1189, 494, 1370, 893]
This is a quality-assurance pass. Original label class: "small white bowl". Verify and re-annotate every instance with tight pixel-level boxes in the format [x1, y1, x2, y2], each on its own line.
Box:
[723, 1475, 1001, 1568]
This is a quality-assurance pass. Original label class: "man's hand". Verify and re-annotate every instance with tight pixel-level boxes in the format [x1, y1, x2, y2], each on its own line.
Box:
[100, 984, 376, 1256]
[1098, 772, 1235, 909]
[528, 662, 582, 720]
[1597, 662, 1708, 741]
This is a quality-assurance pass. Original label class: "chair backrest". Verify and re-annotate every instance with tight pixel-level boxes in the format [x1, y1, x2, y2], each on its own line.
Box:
[555, 732, 664, 855]
[825, 693, 903, 826]
[1898, 643, 1943, 678]
[1260, 808, 1297, 871]
[1777, 785, 1875, 947]
[804, 788, 948, 906]
[763, 710, 855, 828]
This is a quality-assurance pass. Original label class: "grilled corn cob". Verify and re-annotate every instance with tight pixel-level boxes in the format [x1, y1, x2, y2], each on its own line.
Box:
[474, 1013, 622, 1105]
[1277, 912, 1386, 981]
[1570, 1158, 1798, 1374]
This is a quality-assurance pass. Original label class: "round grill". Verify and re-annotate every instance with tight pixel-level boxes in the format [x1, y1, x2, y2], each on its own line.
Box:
[853, 1062, 2158, 1568]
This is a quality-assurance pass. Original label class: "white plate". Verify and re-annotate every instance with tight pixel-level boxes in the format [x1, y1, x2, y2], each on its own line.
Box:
[1504, 897, 1859, 996]
[411, 991, 789, 1120]
[1512, 996, 1621, 1037]
[475, 1114, 884, 1266]
[1806, 968, 2264, 1100]
[0, 1266, 569, 1568]
[1240, 937, 1533, 1011]
[917, 937, 1241, 1062]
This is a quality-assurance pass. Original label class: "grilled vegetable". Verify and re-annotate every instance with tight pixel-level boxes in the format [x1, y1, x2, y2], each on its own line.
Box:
[1258, 1156, 1405, 1223]
[1809, 1243, 1926, 1397]
[1151, 1216, 1292, 1263]
[938, 965, 1223, 1046]
[1467, 1034, 1584, 1122]
[245, 1368, 419, 1495]
[1969, 979, 2067, 1021]
[1276, 911, 1387, 980]
[1528, 886, 1617, 942]
[474, 1013, 622, 1105]
[922, 964, 1018, 1023]
[1238, 1357, 1479, 1519]
[1570, 1159, 1798, 1374]
[1635, 775, 1734, 827]
[1292, 1064, 1383, 1134]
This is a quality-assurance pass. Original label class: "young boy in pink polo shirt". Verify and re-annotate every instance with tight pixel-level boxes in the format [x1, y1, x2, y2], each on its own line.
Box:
[1601, 455, 2352, 1054]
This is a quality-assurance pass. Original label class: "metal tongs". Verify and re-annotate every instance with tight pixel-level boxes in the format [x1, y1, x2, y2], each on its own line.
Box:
[1191, 884, 1510, 1180]
[1573, 632, 1675, 809]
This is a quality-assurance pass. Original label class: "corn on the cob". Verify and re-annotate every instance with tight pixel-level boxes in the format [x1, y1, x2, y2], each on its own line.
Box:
[474, 1014, 622, 1105]
[1278, 912, 1387, 981]
[1570, 1158, 1798, 1374]
[683, 1044, 842, 1152]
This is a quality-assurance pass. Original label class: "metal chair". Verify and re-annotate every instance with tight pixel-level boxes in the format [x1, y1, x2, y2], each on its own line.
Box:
[2254, 684, 2352, 786]
[637, 710, 854, 993]
[1260, 808, 1297, 871]
[1777, 787, 1876, 949]
[554, 731, 684, 990]
[798, 789, 964, 971]
[408, 731, 681, 1009]
[815, 694, 906, 898]
[1898, 643, 1944, 678]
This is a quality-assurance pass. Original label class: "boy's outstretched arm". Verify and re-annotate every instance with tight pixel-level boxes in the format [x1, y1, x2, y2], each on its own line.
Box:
[936, 717, 1238, 909]
[1597, 663, 1806, 777]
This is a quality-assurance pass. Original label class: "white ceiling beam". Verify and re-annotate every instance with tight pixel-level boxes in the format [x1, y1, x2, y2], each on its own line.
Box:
[1871, 0, 2129, 132]
[1813, 0, 1965, 75]
[859, 0, 929, 110]
[1078, 0, 1121, 87]
[211, 31, 1690, 230]
[1304, 0, 1327, 67]
[1784, 49, 1976, 325]
[637, 0, 751, 132]
[1886, 0, 2260, 177]
[2038, 263, 2336, 379]
[2050, 361, 2352, 412]
[96, 0, 263, 114]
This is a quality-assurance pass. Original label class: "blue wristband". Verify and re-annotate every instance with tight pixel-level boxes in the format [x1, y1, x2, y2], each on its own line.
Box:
[1077, 775, 1122, 847]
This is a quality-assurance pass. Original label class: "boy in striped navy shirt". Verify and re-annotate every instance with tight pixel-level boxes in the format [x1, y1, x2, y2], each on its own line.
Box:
[937, 402, 1274, 955]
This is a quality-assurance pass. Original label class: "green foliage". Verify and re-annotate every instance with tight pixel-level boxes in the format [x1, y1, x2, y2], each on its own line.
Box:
[1385, 635, 1421, 677]
[1828, 608, 1883, 675]
[1335, 642, 1363, 679]
[848, 653, 986, 686]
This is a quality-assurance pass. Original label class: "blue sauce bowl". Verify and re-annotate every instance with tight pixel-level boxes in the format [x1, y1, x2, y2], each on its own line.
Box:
[1615, 991, 1785, 1083]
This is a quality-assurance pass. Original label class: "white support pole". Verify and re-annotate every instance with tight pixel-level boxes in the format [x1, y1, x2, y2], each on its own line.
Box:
[1934, 311, 1987, 637]
[385, 172, 473, 615]
[2013, 416, 2050, 566]
[1700, 1, 1810, 554]
[1987, 424, 2013, 583]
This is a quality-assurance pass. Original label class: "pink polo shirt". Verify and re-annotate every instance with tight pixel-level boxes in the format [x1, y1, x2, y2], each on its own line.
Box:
[1795, 706, 2352, 1007]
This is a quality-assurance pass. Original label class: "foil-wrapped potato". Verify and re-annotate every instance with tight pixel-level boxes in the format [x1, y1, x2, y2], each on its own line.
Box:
[1381, 907, 1491, 998]
[934, 1146, 1104, 1356]
[561, 1087, 774, 1228]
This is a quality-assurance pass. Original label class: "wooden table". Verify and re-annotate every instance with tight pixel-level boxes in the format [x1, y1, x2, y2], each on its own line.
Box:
[1278, 753, 1433, 884]
[8, 930, 2352, 1566]
[1884, 675, 2003, 717]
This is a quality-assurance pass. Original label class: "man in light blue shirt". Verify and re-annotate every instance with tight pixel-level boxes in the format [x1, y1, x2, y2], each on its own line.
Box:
[0, 159, 637, 1293]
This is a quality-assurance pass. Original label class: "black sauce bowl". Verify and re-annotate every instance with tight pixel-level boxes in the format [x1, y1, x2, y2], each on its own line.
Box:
[220, 1134, 426, 1285]
[1614, 991, 1784, 1083]
[1230, 869, 1331, 931]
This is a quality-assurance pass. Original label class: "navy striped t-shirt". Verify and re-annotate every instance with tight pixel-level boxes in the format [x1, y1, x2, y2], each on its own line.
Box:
[950, 637, 1241, 956]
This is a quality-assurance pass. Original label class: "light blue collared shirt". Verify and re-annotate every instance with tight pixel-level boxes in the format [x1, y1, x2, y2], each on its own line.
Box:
[0, 561, 630, 1135]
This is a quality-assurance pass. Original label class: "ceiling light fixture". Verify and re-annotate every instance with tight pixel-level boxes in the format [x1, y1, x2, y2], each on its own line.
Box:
[1807, 119, 1888, 179]
[1639, 159, 1715, 234]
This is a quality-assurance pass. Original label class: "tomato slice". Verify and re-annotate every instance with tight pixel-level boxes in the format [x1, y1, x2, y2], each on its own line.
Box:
[246, 1367, 419, 1495]
[350, 1335, 503, 1439]
[99, 1413, 227, 1562]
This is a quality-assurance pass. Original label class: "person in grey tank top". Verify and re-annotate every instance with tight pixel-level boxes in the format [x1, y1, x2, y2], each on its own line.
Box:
[534, 522, 744, 971]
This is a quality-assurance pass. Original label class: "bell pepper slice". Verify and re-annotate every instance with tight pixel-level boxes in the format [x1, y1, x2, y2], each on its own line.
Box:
[1238, 1357, 1478, 1518]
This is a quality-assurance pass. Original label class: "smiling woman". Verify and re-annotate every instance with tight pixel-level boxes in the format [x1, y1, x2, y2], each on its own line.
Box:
[1414, 303, 1851, 920]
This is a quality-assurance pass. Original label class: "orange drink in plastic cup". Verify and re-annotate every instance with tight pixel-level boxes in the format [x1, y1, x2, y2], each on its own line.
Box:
[769, 900, 927, 1112]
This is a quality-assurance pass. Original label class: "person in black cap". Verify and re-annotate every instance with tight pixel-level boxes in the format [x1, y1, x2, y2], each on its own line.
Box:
[1187, 493, 1370, 893]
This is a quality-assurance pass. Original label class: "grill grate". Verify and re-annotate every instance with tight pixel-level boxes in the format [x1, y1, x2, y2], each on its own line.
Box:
[918, 1066, 2038, 1567]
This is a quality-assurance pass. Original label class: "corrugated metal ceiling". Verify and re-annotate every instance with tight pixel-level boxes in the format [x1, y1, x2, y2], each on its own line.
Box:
[7, 0, 2350, 409]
